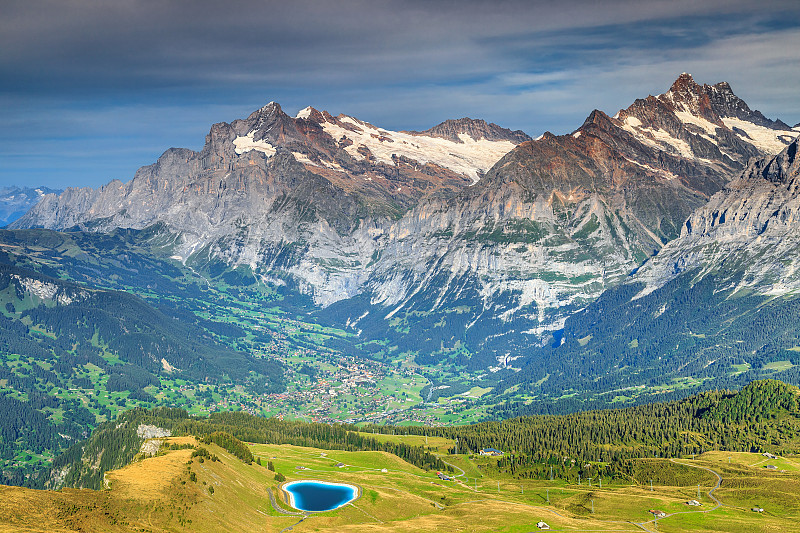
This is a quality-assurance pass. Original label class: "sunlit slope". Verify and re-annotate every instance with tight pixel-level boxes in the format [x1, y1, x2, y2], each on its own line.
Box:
[2, 434, 800, 532]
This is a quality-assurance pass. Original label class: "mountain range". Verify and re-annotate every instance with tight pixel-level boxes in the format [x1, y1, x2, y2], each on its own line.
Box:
[4, 72, 800, 488]
[0, 186, 62, 226]
[12, 74, 799, 373]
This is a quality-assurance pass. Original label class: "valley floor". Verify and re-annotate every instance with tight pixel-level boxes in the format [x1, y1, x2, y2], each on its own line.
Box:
[1, 435, 798, 532]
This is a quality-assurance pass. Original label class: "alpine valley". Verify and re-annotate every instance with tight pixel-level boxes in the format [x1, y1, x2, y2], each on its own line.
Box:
[2, 73, 800, 498]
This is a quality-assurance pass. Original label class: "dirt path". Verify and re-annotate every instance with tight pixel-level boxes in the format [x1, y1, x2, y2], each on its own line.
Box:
[266, 486, 306, 516]
[630, 459, 723, 531]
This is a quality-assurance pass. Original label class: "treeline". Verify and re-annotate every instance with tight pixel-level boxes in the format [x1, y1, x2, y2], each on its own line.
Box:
[0, 262, 286, 487]
[49, 380, 800, 489]
[199, 432, 253, 464]
[51, 407, 451, 490]
[0, 263, 284, 393]
[393, 380, 800, 464]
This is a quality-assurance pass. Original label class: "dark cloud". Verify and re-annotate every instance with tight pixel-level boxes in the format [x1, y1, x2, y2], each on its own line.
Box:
[1, 0, 799, 187]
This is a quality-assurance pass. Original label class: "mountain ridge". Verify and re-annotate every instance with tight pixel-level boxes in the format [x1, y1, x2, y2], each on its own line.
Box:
[11, 74, 798, 371]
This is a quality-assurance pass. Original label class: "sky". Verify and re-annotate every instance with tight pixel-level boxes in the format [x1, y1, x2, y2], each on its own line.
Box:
[2, 0, 800, 189]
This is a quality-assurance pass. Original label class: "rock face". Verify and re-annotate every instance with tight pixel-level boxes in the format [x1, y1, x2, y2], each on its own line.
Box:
[136, 424, 171, 439]
[499, 138, 800, 405]
[634, 137, 800, 297]
[13, 75, 798, 369]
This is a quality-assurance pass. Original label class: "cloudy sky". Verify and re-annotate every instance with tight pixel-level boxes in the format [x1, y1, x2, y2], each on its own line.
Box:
[2, 0, 799, 188]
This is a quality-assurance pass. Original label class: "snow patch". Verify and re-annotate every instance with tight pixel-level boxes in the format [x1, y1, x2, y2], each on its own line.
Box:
[624, 116, 642, 128]
[233, 131, 277, 156]
[721, 117, 798, 154]
[674, 110, 720, 135]
[643, 128, 694, 158]
[296, 106, 314, 120]
[291, 152, 319, 166]
[620, 116, 694, 158]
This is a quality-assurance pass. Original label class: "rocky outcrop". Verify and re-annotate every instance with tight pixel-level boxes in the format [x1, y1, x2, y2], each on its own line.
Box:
[136, 425, 171, 439]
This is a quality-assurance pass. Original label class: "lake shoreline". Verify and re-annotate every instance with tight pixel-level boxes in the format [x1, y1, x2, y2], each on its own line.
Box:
[281, 479, 361, 512]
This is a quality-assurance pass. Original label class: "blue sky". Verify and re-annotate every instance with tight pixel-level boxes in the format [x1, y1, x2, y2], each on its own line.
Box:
[2, 0, 799, 189]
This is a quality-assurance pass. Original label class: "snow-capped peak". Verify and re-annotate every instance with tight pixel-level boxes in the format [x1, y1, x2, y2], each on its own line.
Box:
[316, 114, 517, 184]
[296, 106, 315, 120]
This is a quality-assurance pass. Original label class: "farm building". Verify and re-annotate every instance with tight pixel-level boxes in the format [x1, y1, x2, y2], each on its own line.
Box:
[479, 448, 504, 456]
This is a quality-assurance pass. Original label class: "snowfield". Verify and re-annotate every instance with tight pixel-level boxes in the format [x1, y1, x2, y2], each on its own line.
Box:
[319, 115, 516, 184]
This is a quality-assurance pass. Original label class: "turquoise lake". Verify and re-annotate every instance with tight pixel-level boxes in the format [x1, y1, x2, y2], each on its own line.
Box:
[283, 480, 358, 512]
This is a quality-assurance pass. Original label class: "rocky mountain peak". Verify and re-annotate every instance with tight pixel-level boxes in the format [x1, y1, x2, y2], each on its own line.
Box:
[0, 186, 64, 226]
[409, 117, 531, 144]
[580, 109, 615, 130]
[10, 81, 798, 359]
[295, 105, 325, 122]
[667, 73, 702, 97]
[660, 73, 718, 121]
[705, 81, 791, 130]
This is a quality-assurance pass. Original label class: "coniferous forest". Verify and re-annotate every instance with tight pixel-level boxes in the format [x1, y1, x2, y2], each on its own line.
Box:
[49, 379, 800, 490]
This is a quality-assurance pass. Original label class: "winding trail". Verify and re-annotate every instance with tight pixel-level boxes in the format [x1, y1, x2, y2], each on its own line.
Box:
[666, 459, 723, 511]
[348, 502, 384, 523]
[439, 458, 466, 478]
[266, 486, 306, 516]
[630, 459, 724, 531]
[279, 516, 309, 533]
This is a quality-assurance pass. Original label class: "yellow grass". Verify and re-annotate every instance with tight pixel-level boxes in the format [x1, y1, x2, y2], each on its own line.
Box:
[1, 441, 799, 532]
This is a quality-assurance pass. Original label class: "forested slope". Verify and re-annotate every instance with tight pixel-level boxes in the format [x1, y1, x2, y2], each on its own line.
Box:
[51, 380, 800, 488]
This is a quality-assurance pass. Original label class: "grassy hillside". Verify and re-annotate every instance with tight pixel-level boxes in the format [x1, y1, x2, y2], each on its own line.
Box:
[1, 428, 798, 531]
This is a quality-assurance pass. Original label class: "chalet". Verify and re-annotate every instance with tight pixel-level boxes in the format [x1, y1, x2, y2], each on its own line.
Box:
[479, 448, 504, 456]
[537, 521, 550, 530]
[752, 507, 764, 513]
[765, 464, 777, 470]
[649, 510, 666, 518]
[686, 500, 702, 506]
[436, 471, 451, 481]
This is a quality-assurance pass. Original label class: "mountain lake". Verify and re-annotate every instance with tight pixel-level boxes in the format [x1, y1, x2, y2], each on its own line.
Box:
[283, 480, 358, 512]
